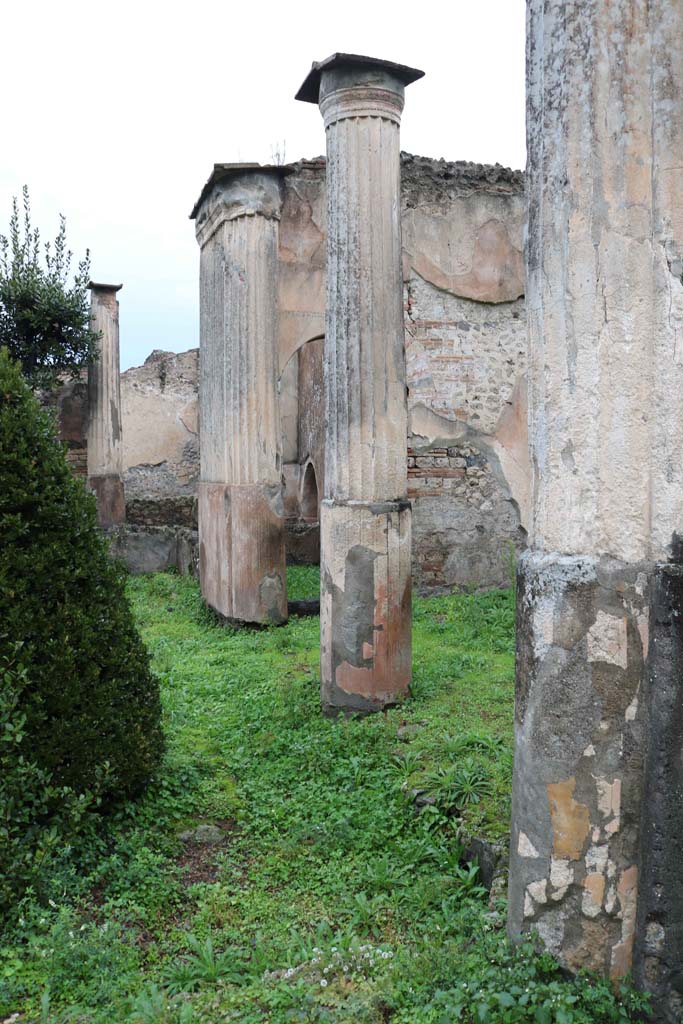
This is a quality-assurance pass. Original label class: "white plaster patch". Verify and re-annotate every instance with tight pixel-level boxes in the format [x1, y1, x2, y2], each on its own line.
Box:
[596, 778, 621, 830]
[527, 878, 548, 904]
[517, 831, 540, 858]
[625, 694, 638, 722]
[605, 883, 617, 915]
[586, 845, 609, 873]
[587, 611, 628, 669]
[532, 596, 555, 658]
[550, 857, 572, 900]
[583, 744, 596, 757]
[637, 608, 649, 659]
[582, 886, 602, 918]
[536, 915, 565, 952]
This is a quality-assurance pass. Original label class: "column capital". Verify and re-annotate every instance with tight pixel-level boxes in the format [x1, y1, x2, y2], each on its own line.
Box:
[89, 283, 122, 314]
[190, 164, 291, 248]
[89, 282, 123, 293]
[295, 53, 424, 128]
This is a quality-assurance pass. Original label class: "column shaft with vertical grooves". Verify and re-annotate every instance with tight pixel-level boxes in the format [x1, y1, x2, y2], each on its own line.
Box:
[87, 283, 125, 527]
[193, 170, 287, 625]
[297, 57, 423, 713]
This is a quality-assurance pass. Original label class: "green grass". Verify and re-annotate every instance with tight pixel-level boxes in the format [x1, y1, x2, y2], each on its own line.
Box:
[0, 570, 648, 1023]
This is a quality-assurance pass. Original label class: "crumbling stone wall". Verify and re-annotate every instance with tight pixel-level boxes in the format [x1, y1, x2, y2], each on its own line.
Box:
[43, 378, 89, 479]
[120, 348, 199, 526]
[409, 443, 523, 592]
[120, 153, 527, 591]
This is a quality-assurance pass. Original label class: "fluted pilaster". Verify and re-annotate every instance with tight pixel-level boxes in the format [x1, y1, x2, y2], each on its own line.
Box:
[87, 283, 125, 526]
[192, 167, 288, 625]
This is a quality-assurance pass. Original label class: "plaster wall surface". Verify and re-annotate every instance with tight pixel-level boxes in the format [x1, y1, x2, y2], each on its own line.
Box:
[121, 348, 199, 498]
[120, 154, 527, 590]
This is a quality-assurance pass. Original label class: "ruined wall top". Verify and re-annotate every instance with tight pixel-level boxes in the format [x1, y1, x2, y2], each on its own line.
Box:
[400, 153, 524, 203]
[280, 152, 523, 196]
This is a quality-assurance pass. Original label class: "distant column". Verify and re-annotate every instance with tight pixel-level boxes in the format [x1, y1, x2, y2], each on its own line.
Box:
[509, 3, 683, 1016]
[87, 282, 125, 526]
[191, 166, 288, 625]
[296, 54, 423, 712]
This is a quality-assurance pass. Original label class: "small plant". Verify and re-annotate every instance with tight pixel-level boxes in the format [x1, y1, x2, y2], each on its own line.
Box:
[388, 750, 423, 785]
[130, 984, 195, 1023]
[163, 933, 246, 994]
[428, 758, 492, 814]
[264, 937, 394, 990]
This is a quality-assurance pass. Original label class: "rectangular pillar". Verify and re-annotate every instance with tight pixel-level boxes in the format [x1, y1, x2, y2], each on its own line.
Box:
[191, 167, 288, 625]
[87, 282, 125, 527]
[509, 4, 683, 1017]
[296, 54, 423, 713]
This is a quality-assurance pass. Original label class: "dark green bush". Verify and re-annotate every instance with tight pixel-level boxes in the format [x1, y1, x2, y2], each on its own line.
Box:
[0, 347, 163, 902]
[0, 644, 98, 915]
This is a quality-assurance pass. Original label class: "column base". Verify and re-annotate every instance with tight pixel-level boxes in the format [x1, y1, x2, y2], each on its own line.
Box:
[89, 474, 125, 527]
[507, 550, 683, 1005]
[198, 482, 287, 625]
[320, 498, 411, 714]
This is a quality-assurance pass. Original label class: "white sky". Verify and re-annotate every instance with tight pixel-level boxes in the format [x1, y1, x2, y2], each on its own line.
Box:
[1, 0, 526, 370]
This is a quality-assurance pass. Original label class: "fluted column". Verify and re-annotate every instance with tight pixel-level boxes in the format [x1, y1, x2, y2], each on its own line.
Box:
[191, 167, 288, 625]
[87, 282, 125, 527]
[509, 4, 683, 1016]
[297, 55, 423, 712]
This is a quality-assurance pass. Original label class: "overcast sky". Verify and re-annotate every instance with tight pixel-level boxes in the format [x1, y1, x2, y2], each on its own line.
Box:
[1, 0, 526, 370]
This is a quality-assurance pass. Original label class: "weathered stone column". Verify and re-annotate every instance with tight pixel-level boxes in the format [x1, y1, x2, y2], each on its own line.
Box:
[87, 282, 125, 526]
[509, 3, 683, 1016]
[190, 166, 288, 625]
[296, 55, 423, 713]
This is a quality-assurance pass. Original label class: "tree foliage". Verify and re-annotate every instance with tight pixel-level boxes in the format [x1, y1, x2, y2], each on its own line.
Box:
[0, 186, 99, 389]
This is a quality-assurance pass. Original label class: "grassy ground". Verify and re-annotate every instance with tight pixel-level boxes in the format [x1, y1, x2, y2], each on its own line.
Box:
[0, 570, 647, 1023]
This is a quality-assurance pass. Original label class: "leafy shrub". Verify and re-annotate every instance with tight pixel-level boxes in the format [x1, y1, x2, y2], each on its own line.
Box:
[0, 348, 163, 910]
[0, 187, 98, 390]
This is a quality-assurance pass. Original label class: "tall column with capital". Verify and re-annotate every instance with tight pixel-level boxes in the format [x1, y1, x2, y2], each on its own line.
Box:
[296, 55, 423, 712]
[191, 166, 288, 625]
[87, 282, 125, 527]
[508, 4, 683, 1016]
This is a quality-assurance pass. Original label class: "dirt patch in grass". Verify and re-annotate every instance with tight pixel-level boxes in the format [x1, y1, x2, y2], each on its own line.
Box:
[177, 819, 236, 886]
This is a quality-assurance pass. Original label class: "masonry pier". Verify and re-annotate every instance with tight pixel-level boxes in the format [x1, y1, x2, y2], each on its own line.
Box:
[508, 4, 683, 1017]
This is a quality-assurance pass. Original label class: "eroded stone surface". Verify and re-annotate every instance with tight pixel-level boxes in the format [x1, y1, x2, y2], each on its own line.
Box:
[320, 500, 411, 714]
[509, 553, 648, 979]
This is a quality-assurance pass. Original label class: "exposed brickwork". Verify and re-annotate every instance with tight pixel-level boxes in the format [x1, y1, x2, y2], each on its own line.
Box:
[405, 275, 526, 434]
[408, 443, 526, 593]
